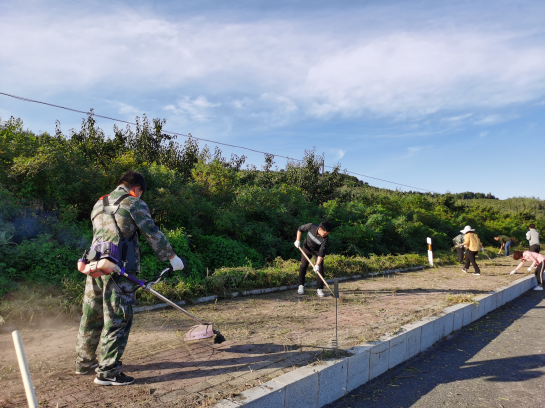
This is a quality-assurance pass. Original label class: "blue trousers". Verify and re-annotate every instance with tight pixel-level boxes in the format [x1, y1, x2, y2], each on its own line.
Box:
[505, 240, 512, 256]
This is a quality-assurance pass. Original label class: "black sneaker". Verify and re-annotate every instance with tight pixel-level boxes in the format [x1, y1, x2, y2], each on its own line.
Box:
[94, 372, 134, 386]
[75, 361, 98, 375]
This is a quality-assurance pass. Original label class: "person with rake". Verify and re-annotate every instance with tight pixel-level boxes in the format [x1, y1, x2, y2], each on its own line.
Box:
[294, 221, 333, 297]
[494, 235, 514, 257]
[75, 170, 185, 386]
[510, 250, 545, 291]
[460, 225, 483, 276]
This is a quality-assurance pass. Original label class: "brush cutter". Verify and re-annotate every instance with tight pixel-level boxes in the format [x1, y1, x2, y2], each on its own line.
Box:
[298, 247, 333, 293]
[115, 265, 226, 344]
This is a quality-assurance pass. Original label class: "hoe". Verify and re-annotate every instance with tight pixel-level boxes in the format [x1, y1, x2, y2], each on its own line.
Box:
[116, 265, 226, 344]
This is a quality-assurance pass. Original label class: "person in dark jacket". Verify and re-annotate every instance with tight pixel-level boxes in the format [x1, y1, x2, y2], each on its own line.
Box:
[294, 221, 332, 297]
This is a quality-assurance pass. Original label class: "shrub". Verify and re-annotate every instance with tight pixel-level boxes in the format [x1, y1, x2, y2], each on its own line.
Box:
[194, 235, 264, 270]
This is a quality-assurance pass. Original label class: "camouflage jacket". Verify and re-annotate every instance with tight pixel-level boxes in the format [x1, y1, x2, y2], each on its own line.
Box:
[90, 185, 175, 270]
[452, 234, 464, 246]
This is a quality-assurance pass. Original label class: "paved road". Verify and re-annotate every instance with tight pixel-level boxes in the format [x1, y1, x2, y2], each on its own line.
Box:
[327, 289, 545, 408]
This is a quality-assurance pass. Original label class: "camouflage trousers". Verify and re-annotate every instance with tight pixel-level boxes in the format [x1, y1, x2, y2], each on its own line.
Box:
[75, 274, 136, 378]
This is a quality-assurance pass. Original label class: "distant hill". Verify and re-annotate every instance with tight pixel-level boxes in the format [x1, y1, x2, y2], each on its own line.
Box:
[457, 197, 545, 218]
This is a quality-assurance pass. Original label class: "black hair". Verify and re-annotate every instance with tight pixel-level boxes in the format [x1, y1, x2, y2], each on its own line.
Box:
[118, 170, 147, 192]
[529, 224, 535, 229]
[319, 220, 333, 232]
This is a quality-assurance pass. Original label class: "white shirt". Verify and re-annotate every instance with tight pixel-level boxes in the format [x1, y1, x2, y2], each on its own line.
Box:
[526, 229, 540, 246]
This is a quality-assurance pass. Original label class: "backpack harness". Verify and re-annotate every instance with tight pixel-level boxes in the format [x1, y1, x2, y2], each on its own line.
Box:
[89, 194, 139, 274]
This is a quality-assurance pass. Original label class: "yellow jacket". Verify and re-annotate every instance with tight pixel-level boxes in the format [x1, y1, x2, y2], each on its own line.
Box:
[463, 233, 482, 251]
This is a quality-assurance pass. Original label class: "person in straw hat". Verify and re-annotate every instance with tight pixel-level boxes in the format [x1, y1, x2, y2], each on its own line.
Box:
[460, 225, 483, 276]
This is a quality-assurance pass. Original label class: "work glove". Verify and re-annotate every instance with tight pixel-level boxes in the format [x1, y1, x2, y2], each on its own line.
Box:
[169, 255, 185, 271]
[313, 264, 320, 272]
[294, 240, 301, 249]
[528, 266, 534, 272]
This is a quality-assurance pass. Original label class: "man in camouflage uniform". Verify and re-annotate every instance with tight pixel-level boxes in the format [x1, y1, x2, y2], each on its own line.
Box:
[75, 170, 185, 385]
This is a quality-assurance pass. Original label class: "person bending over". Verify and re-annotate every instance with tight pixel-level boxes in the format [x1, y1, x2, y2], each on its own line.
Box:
[460, 225, 483, 276]
[526, 224, 541, 253]
[453, 232, 465, 263]
[511, 250, 545, 291]
[75, 170, 185, 385]
[494, 235, 512, 257]
[294, 221, 332, 297]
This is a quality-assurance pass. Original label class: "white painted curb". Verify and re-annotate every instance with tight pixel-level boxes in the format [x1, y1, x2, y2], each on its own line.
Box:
[133, 266, 425, 313]
[213, 273, 538, 408]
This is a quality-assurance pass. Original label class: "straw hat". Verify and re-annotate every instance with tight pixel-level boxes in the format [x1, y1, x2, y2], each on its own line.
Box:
[460, 225, 475, 234]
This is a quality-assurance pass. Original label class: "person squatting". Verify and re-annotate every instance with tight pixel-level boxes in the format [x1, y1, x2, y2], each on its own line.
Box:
[75, 170, 185, 386]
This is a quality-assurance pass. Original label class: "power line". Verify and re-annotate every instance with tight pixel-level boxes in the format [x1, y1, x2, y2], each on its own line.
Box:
[0, 92, 302, 162]
[0, 91, 441, 194]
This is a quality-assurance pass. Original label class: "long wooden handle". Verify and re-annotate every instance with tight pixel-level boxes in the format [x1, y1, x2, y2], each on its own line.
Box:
[298, 247, 333, 292]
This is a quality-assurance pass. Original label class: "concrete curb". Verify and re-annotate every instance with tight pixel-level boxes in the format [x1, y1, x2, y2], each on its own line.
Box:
[214, 273, 538, 408]
[133, 266, 425, 313]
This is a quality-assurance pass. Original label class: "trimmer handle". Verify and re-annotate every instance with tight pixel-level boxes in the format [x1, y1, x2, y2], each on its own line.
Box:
[123, 272, 146, 287]
[113, 266, 146, 288]
[115, 259, 186, 288]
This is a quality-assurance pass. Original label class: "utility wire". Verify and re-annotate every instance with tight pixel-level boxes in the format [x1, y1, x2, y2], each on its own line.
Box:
[0, 91, 441, 194]
[0, 92, 302, 162]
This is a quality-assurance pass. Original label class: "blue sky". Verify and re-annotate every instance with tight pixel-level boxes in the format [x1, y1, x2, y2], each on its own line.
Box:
[1, 0, 545, 198]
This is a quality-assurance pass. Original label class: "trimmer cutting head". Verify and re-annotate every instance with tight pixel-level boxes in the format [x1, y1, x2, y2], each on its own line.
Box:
[184, 324, 214, 341]
[184, 324, 226, 344]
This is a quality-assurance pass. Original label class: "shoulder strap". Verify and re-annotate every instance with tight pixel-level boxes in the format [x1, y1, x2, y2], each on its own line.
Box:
[92, 194, 132, 239]
[92, 194, 130, 221]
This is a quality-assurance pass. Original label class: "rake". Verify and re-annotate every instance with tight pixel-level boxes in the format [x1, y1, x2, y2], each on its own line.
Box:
[298, 247, 333, 293]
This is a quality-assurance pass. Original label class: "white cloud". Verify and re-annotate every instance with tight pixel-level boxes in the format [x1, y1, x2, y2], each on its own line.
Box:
[1, 2, 545, 129]
[442, 113, 473, 123]
[298, 31, 545, 119]
[325, 148, 346, 162]
[104, 100, 142, 117]
[406, 146, 423, 157]
[164, 96, 220, 122]
[479, 131, 489, 137]
[473, 113, 518, 125]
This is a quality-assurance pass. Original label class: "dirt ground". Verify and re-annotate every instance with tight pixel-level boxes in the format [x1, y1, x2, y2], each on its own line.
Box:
[0, 254, 533, 407]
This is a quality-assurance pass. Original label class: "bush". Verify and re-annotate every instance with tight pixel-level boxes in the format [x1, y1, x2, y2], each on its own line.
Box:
[194, 235, 264, 270]
[1, 114, 544, 301]
[139, 228, 204, 280]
